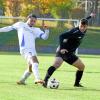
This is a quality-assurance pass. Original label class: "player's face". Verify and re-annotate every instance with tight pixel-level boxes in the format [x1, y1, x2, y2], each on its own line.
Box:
[27, 17, 37, 27]
[79, 24, 88, 32]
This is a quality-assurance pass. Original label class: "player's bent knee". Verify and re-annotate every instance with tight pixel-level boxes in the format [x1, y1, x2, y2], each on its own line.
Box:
[52, 57, 63, 68]
[73, 58, 85, 71]
[53, 63, 61, 69]
[78, 64, 85, 71]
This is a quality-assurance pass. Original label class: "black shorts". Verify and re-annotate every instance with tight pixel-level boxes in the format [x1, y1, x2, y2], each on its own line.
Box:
[56, 52, 78, 65]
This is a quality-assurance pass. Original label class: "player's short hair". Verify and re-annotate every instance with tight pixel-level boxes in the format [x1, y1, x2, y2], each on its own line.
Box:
[80, 18, 88, 25]
[27, 14, 37, 19]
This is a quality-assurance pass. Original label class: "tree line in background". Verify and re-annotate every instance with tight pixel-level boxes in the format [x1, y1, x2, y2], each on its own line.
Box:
[0, 0, 100, 25]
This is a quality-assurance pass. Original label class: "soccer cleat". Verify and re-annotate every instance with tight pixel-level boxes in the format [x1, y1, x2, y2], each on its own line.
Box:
[42, 82, 47, 88]
[74, 84, 84, 87]
[42, 80, 48, 88]
[17, 80, 26, 85]
[34, 79, 45, 84]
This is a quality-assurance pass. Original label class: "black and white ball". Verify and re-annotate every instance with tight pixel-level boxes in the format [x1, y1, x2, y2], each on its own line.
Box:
[47, 78, 59, 89]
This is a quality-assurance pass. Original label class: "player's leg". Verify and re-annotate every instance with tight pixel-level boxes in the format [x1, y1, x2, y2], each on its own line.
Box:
[43, 57, 63, 87]
[17, 64, 32, 85]
[72, 58, 85, 87]
[63, 53, 85, 87]
[17, 50, 34, 85]
[29, 56, 44, 84]
[17, 50, 44, 85]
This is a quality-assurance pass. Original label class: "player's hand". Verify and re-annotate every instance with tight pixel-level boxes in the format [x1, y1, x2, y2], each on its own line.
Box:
[90, 13, 96, 17]
[60, 49, 68, 54]
[43, 25, 49, 30]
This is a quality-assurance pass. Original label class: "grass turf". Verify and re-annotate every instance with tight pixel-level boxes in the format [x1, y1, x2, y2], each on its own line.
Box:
[0, 53, 100, 100]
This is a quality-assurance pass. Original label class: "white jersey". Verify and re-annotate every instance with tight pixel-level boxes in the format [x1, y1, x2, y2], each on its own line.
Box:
[0, 22, 49, 55]
[12, 22, 45, 53]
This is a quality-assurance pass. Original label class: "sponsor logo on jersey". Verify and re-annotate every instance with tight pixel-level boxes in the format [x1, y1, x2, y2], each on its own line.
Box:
[63, 39, 68, 43]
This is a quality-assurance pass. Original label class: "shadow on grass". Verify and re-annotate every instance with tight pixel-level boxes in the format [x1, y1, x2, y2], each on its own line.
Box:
[58, 87, 100, 92]
[0, 81, 100, 92]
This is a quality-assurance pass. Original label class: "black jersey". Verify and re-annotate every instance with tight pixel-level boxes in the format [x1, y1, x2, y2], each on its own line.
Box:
[59, 16, 92, 53]
[59, 27, 85, 52]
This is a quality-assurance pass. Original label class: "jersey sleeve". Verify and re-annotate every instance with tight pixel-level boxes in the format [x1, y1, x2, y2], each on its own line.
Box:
[12, 22, 23, 30]
[0, 22, 24, 32]
[0, 25, 15, 32]
[85, 16, 92, 20]
[35, 28, 45, 38]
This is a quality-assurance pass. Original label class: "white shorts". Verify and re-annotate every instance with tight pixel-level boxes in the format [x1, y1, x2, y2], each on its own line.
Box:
[20, 48, 37, 60]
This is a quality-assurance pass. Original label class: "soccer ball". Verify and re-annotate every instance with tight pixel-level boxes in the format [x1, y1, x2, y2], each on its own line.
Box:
[47, 78, 59, 89]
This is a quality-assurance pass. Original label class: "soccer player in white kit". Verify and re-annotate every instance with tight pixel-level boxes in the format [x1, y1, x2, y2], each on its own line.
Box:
[0, 14, 49, 84]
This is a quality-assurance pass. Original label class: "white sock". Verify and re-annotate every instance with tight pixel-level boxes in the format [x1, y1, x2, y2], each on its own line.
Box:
[31, 63, 40, 80]
[20, 70, 31, 82]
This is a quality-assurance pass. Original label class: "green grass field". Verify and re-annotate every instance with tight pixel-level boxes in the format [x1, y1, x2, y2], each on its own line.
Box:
[0, 53, 100, 100]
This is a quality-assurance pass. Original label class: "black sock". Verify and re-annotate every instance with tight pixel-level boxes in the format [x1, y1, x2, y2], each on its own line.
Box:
[74, 70, 83, 85]
[44, 66, 56, 82]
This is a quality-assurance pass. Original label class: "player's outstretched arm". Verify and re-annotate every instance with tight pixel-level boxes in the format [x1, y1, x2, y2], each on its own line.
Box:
[86, 12, 96, 20]
[0, 26, 14, 32]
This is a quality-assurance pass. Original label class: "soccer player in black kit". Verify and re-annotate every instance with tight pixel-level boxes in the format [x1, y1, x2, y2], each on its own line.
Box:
[43, 13, 95, 87]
